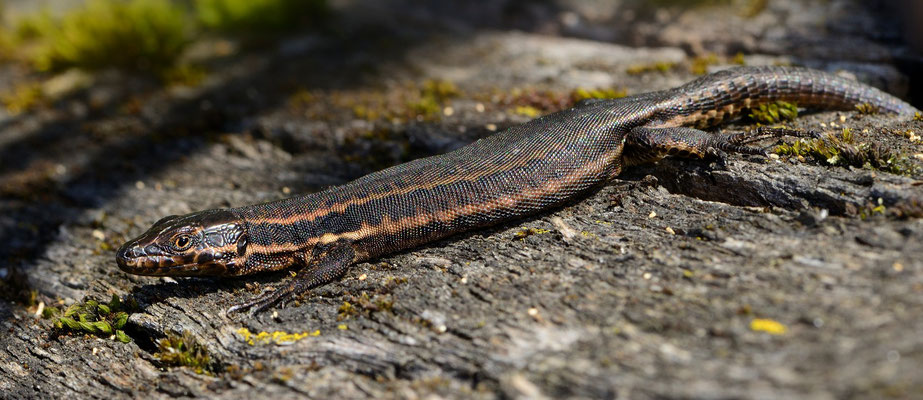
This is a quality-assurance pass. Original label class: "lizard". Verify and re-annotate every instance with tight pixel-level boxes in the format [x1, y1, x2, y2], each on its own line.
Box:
[115, 66, 920, 313]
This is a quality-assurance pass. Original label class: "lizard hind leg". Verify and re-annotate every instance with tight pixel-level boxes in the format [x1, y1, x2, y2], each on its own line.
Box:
[623, 126, 816, 166]
[227, 242, 356, 315]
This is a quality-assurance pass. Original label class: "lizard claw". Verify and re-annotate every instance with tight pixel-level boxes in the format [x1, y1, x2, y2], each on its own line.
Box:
[226, 285, 295, 316]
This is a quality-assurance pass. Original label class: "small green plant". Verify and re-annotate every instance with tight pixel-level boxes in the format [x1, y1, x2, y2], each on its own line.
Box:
[155, 331, 216, 374]
[854, 103, 880, 114]
[29, 0, 190, 73]
[47, 294, 135, 343]
[749, 101, 799, 124]
[774, 128, 919, 176]
[195, 0, 327, 33]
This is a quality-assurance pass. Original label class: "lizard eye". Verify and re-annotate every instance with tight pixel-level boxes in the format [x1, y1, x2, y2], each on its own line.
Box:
[173, 235, 193, 251]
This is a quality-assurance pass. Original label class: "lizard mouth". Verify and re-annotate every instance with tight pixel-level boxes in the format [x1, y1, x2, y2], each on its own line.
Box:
[115, 243, 229, 276]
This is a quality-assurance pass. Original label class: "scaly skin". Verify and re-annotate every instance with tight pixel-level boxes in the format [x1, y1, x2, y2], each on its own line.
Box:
[116, 66, 919, 313]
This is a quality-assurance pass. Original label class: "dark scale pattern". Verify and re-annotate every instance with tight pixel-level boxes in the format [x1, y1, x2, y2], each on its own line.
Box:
[117, 66, 920, 312]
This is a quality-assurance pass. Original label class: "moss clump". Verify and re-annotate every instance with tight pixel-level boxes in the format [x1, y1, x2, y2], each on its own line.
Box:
[625, 61, 675, 75]
[732, 52, 746, 65]
[27, 0, 190, 73]
[748, 101, 799, 124]
[406, 95, 442, 118]
[571, 87, 627, 102]
[195, 0, 327, 33]
[641, 0, 733, 8]
[420, 79, 460, 100]
[337, 301, 358, 320]
[160, 63, 208, 86]
[513, 105, 541, 118]
[854, 103, 880, 114]
[857, 198, 887, 220]
[740, 0, 768, 18]
[47, 294, 135, 343]
[689, 54, 719, 75]
[288, 88, 315, 108]
[405, 79, 460, 120]
[499, 88, 571, 115]
[1, 83, 45, 114]
[155, 331, 216, 374]
[774, 128, 919, 176]
[639, 0, 765, 16]
[513, 227, 550, 240]
[337, 292, 394, 320]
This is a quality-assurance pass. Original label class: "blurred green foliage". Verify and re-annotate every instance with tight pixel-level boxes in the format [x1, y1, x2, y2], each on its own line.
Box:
[28, 0, 190, 73]
[195, 0, 327, 33]
[635, 0, 767, 17]
[1, 0, 328, 76]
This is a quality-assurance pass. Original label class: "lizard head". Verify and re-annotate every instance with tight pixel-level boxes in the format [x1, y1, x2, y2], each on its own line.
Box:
[116, 209, 248, 276]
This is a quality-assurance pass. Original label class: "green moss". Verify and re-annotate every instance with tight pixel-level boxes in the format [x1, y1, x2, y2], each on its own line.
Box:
[420, 79, 460, 100]
[740, 0, 768, 18]
[858, 198, 887, 220]
[12, 9, 54, 41]
[337, 292, 394, 320]
[641, 0, 733, 7]
[405, 79, 460, 120]
[626, 61, 676, 75]
[337, 301, 357, 320]
[639, 0, 765, 15]
[513, 227, 550, 240]
[501, 88, 571, 115]
[195, 0, 327, 33]
[0, 30, 14, 62]
[690, 54, 719, 75]
[155, 330, 216, 374]
[1, 83, 45, 115]
[774, 128, 919, 176]
[406, 95, 442, 118]
[748, 101, 799, 124]
[49, 294, 135, 343]
[854, 103, 880, 114]
[571, 87, 627, 102]
[513, 105, 541, 118]
[160, 63, 208, 86]
[732, 52, 746, 65]
[28, 0, 190, 73]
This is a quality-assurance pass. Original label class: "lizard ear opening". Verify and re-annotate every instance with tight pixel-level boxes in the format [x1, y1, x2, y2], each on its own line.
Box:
[237, 234, 248, 257]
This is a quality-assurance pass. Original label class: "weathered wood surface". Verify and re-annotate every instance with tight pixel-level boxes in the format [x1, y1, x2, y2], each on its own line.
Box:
[2, 1, 922, 398]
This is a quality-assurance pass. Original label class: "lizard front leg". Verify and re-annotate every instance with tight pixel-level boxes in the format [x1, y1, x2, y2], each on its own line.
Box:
[228, 242, 356, 315]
